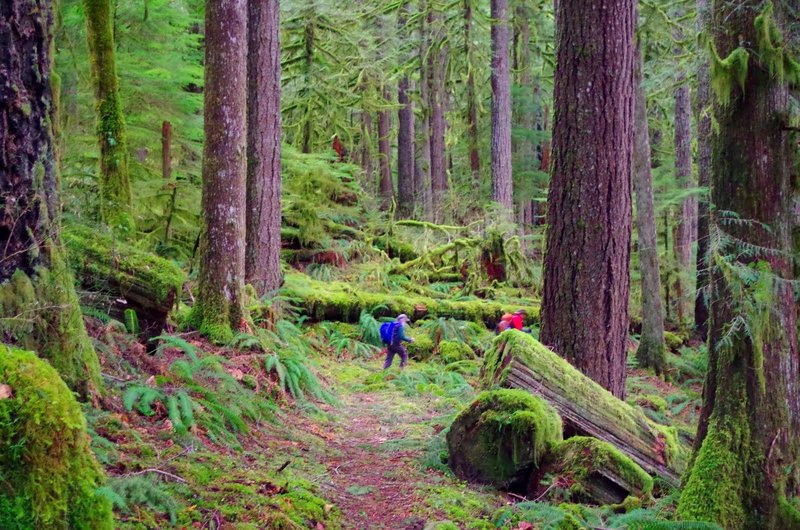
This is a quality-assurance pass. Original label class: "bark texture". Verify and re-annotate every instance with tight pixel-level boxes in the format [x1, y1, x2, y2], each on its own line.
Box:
[540, 0, 635, 398]
[490, 0, 513, 211]
[673, 49, 694, 324]
[397, 2, 415, 218]
[246, 0, 282, 296]
[693, 0, 712, 339]
[633, 47, 666, 375]
[378, 88, 394, 209]
[0, 0, 102, 398]
[678, 2, 800, 527]
[427, 7, 448, 220]
[83, 0, 132, 225]
[191, 0, 248, 343]
[464, 0, 481, 181]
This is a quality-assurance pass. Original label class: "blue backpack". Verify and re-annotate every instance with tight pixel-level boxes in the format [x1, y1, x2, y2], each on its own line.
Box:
[379, 322, 397, 345]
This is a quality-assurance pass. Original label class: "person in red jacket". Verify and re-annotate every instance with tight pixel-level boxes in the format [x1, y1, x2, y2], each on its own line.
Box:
[510, 309, 527, 331]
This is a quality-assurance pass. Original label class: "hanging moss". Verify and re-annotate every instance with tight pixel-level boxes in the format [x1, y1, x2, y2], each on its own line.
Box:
[0, 347, 113, 529]
[0, 249, 102, 398]
[446, 389, 562, 489]
[754, 1, 800, 87]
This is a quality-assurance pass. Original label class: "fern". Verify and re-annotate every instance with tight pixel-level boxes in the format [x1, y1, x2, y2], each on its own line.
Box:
[358, 310, 383, 346]
[104, 476, 179, 524]
[150, 334, 199, 361]
[123, 308, 140, 334]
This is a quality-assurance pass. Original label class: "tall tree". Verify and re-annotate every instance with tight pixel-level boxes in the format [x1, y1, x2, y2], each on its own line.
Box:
[0, 0, 102, 398]
[397, 1, 416, 218]
[378, 87, 394, 209]
[491, 0, 513, 210]
[678, 2, 800, 527]
[464, 0, 481, 181]
[246, 0, 282, 297]
[694, 0, 712, 339]
[428, 6, 448, 220]
[190, 0, 248, 343]
[417, 0, 433, 219]
[633, 45, 666, 375]
[540, 0, 635, 398]
[83, 0, 132, 225]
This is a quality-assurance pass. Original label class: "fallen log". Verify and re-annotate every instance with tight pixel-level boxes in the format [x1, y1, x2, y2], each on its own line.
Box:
[482, 331, 688, 486]
[280, 273, 538, 326]
[63, 224, 185, 336]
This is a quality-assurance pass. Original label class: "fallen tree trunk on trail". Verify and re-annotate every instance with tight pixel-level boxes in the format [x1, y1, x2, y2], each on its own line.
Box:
[63, 224, 185, 336]
[280, 273, 538, 326]
[482, 331, 688, 486]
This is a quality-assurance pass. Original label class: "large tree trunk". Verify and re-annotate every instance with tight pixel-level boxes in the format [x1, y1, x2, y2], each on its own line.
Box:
[397, 2, 415, 218]
[0, 0, 102, 398]
[633, 46, 666, 375]
[678, 2, 800, 527]
[246, 0, 282, 297]
[378, 87, 394, 210]
[190, 0, 248, 343]
[540, 0, 635, 398]
[483, 332, 688, 486]
[417, 0, 433, 220]
[693, 0, 712, 340]
[673, 29, 694, 325]
[490, 0, 513, 211]
[83, 0, 132, 225]
[428, 7, 448, 221]
[464, 0, 481, 181]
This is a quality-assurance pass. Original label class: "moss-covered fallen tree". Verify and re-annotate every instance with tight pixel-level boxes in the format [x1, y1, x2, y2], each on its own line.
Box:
[63, 224, 185, 334]
[483, 331, 688, 486]
[0, 347, 113, 529]
[280, 273, 538, 326]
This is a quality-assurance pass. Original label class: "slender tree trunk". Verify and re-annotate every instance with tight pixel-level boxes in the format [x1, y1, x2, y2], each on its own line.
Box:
[417, 0, 433, 219]
[378, 88, 394, 209]
[464, 0, 481, 181]
[540, 0, 635, 399]
[191, 0, 248, 343]
[83, 0, 132, 226]
[246, 0, 282, 297]
[513, 7, 536, 249]
[0, 0, 102, 398]
[678, 2, 800, 527]
[673, 27, 694, 325]
[633, 45, 666, 375]
[397, 1, 415, 218]
[491, 0, 513, 211]
[301, 19, 314, 154]
[161, 121, 172, 181]
[361, 111, 374, 187]
[694, 0, 712, 340]
[428, 7, 448, 220]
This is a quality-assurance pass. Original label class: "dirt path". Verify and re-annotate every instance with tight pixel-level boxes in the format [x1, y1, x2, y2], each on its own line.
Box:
[301, 388, 446, 530]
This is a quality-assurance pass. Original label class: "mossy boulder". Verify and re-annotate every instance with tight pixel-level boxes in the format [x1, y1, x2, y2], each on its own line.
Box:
[407, 333, 435, 361]
[446, 389, 563, 489]
[0, 347, 114, 529]
[438, 341, 475, 364]
[529, 436, 653, 506]
[663, 331, 685, 350]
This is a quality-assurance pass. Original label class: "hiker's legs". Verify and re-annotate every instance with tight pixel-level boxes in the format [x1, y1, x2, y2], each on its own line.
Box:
[398, 345, 408, 368]
[383, 347, 396, 369]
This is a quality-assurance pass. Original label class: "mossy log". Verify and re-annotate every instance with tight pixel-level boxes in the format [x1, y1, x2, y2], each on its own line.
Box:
[446, 389, 562, 489]
[0, 347, 113, 528]
[483, 331, 687, 486]
[281, 273, 538, 326]
[63, 224, 185, 335]
[528, 436, 653, 505]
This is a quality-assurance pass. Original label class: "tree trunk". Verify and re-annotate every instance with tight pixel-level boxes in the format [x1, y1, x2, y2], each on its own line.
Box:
[428, 7, 448, 220]
[693, 0, 712, 340]
[246, 0, 282, 297]
[633, 45, 666, 375]
[678, 2, 800, 527]
[540, 0, 635, 398]
[483, 332, 687, 485]
[673, 29, 694, 325]
[464, 0, 481, 181]
[417, 0, 433, 220]
[0, 0, 102, 398]
[378, 87, 394, 210]
[397, 1, 415, 218]
[161, 121, 172, 181]
[361, 111, 374, 186]
[83, 0, 132, 226]
[491, 0, 513, 211]
[190, 0, 248, 343]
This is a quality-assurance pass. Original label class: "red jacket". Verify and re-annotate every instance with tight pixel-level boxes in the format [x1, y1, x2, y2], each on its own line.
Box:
[511, 313, 525, 331]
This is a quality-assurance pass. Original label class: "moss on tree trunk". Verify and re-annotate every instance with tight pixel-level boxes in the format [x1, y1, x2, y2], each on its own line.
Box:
[83, 0, 132, 227]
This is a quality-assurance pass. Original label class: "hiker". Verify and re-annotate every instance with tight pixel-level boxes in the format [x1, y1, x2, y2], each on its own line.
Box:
[380, 314, 415, 369]
[495, 313, 514, 334]
[511, 309, 531, 333]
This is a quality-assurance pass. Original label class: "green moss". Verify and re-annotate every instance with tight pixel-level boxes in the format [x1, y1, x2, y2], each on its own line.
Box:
[543, 437, 653, 504]
[0, 347, 113, 529]
[0, 251, 102, 397]
[754, 1, 800, 87]
[438, 341, 475, 364]
[446, 389, 562, 488]
[408, 333, 435, 361]
[678, 427, 745, 529]
[663, 331, 684, 351]
[632, 394, 668, 413]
